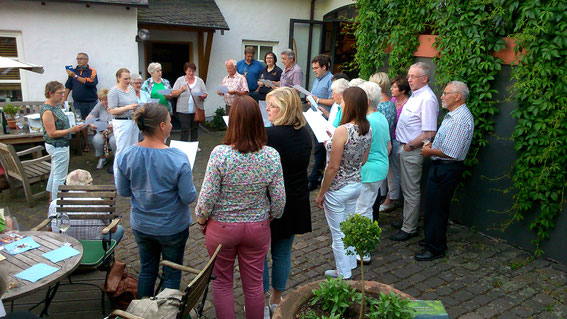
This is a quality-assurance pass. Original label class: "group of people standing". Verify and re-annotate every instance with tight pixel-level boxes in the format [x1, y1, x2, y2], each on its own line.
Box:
[39, 49, 475, 319]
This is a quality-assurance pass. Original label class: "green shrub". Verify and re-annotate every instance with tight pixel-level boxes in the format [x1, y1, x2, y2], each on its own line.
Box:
[366, 292, 411, 319]
[311, 277, 358, 317]
[205, 107, 226, 131]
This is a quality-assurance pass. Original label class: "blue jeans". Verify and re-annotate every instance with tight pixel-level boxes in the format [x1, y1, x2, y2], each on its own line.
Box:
[263, 235, 295, 293]
[133, 228, 189, 298]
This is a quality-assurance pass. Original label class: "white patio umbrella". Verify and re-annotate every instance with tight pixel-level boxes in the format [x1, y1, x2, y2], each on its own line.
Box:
[0, 56, 44, 74]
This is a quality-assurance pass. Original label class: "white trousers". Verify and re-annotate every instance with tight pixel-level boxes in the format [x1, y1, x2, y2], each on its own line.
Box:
[45, 144, 70, 200]
[324, 182, 360, 279]
[112, 119, 139, 157]
[355, 181, 382, 221]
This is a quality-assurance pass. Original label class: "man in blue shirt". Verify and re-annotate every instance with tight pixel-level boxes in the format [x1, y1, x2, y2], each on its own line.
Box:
[237, 46, 263, 101]
[308, 55, 334, 191]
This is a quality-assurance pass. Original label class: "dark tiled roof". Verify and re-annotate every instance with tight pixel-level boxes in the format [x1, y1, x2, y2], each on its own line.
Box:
[138, 0, 229, 30]
[21, 0, 149, 7]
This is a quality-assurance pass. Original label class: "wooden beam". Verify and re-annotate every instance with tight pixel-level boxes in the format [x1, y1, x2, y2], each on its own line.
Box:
[198, 31, 215, 83]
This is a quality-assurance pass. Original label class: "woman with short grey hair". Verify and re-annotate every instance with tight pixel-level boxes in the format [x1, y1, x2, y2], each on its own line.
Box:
[141, 62, 173, 113]
[86, 88, 117, 169]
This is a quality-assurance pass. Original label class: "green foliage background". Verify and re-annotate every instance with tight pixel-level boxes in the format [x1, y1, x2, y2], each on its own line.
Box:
[352, 0, 566, 254]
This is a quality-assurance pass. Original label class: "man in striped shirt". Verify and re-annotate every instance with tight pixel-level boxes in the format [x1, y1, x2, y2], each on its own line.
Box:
[415, 81, 474, 261]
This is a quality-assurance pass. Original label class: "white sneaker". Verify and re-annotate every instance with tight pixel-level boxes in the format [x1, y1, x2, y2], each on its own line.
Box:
[263, 306, 270, 319]
[379, 202, 396, 212]
[96, 158, 108, 169]
[356, 254, 372, 264]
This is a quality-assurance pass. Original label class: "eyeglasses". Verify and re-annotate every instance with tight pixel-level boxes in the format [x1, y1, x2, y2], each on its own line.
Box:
[391, 85, 399, 89]
[267, 104, 279, 109]
[407, 74, 425, 80]
[76, 57, 87, 60]
[441, 92, 457, 96]
[54, 91, 65, 95]
[133, 82, 142, 85]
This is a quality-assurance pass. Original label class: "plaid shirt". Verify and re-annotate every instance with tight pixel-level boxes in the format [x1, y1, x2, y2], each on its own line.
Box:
[221, 73, 248, 106]
[431, 104, 474, 161]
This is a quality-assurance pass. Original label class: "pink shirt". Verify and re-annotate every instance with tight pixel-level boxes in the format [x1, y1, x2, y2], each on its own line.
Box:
[221, 73, 249, 106]
[395, 85, 438, 143]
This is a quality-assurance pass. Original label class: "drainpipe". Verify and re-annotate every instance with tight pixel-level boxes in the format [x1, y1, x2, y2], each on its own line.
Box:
[306, 0, 316, 88]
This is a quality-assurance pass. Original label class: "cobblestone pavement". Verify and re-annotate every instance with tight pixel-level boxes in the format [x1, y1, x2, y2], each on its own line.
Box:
[3, 129, 566, 318]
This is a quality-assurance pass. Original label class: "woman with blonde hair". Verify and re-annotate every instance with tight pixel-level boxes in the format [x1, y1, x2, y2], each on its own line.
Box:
[85, 88, 117, 170]
[262, 87, 312, 314]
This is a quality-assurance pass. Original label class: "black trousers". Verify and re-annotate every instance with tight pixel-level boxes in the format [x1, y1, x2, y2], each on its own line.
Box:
[308, 141, 326, 186]
[423, 161, 463, 254]
[176, 112, 198, 142]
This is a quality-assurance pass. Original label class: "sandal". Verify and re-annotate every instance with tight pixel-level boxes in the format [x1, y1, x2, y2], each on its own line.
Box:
[83, 145, 90, 152]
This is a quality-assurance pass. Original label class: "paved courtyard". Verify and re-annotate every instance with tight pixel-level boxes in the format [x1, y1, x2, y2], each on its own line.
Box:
[3, 129, 566, 318]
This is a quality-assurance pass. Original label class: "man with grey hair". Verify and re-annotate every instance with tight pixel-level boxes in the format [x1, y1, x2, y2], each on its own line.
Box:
[47, 169, 124, 242]
[415, 81, 474, 261]
[217, 59, 249, 114]
[390, 61, 439, 241]
[280, 49, 303, 88]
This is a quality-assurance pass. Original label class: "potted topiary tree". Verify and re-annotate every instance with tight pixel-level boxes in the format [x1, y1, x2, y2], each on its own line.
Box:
[2, 104, 20, 130]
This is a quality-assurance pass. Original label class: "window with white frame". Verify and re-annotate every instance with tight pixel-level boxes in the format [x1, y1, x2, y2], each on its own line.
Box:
[242, 41, 278, 63]
[0, 33, 24, 102]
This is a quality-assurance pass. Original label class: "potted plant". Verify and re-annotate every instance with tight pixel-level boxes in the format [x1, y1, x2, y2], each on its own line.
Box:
[2, 104, 20, 130]
[273, 215, 413, 318]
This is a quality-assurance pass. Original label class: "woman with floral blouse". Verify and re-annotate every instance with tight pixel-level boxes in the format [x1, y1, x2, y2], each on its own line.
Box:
[196, 96, 285, 319]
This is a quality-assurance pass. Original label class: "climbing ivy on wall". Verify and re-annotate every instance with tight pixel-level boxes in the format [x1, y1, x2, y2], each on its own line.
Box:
[509, 0, 567, 255]
[352, 0, 567, 254]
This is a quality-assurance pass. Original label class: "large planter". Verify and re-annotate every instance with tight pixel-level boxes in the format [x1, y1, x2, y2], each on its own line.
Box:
[272, 280, 413, 319]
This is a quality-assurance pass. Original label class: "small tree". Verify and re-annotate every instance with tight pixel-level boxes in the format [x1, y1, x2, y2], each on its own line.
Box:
[340, 214, 382, 319]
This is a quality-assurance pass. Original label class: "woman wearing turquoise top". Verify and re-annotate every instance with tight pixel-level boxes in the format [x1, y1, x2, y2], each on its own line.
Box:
[40, 81, 85, 200]
[141, 62, 173, 113]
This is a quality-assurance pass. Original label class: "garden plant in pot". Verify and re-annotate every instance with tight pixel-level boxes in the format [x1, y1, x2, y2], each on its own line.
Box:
[2, 104, 20, 130]
[273, 214, 413, 318]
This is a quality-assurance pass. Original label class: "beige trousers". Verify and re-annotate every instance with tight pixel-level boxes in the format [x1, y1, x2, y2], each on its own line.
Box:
[398, 146, 424, 234]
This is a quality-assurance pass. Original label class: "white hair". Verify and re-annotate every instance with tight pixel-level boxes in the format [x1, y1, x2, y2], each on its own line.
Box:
[410, 62, 432, 81]
[349, 78, 366, 87]
[66, 169, 93, 186]
[225, 59, 237, 66]
[131, 73, 143, 82]
[281, 49, 295, 60]
[331, 78, 349, 94]
[147, 62, 162, 75]
[449, 80, 469, 101]
[358, 81, 382, 109]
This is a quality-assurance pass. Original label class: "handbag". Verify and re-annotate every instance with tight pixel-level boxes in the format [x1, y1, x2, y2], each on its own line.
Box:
[125, 288, 184, 319]
[187, 81, 206, 123]
[104, 259, 138, 310]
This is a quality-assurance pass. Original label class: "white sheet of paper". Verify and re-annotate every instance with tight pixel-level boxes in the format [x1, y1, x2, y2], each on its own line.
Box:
[223, 116, 229, 127]
[260, 79, 275, 88]
[148, 98, 160, 104]
[84, 117, 97, 125]
[191, 91, 204, 97]
[217, 85, 229, 94]
[170, 140, 199, 170]
[157, 89, 172, 95]
[93, 121, 108, 132]
[292, 84, 312, 96]
[258, 101, 272, 127]
[304, 109, 332, 143]
[306, 95, 320, 112]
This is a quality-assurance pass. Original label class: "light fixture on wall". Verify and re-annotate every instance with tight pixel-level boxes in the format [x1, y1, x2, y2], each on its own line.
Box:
[135, 29, 150, 42]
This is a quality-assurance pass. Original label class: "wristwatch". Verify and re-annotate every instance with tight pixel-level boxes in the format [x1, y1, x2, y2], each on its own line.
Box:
[408, 144, 415, 151]
[316, 98, 320, 104]
[74, 75, 79, 79]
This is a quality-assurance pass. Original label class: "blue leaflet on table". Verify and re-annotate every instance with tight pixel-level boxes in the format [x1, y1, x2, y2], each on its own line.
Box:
[3, 236, 40, 255]
[42, 245, 80, 263]
[15, 263, 59, 283]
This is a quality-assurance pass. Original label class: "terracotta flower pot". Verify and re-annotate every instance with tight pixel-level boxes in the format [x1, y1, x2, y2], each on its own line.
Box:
[6, 119, 17, 130]
[272, 280, 413, 319]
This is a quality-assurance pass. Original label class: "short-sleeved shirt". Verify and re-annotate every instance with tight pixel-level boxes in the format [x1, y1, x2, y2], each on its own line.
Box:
[395, 85, 439, 143]
[326, 123, 372, 191]
[221, 73, 249, 106]
[137, 91, 150, 104]
[40, 104, 71, 147]
[258, 65, 283, 100]
[141, 77, 173, 111]
[107, 86, 138, 118]
[432, 104, 474, 161]
[280, 63, 303, 88]
[361, 111, 390, 183]
[115, 146, 197, 236]
[237, 59, 264, 91]
[88, 101, 112, 123]
[311, 71, 333, 100]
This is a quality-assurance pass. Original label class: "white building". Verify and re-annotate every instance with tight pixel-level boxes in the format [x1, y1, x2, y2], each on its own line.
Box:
[1, 0, 356, 117]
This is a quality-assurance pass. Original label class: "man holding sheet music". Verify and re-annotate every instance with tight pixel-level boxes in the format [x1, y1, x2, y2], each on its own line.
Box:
[217, 59, 249, 114]
[237, 46, 263, 101]
[308, 55, 334, 191]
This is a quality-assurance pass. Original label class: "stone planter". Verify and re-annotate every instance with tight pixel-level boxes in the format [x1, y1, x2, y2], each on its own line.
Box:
[272, 280, 413, 319]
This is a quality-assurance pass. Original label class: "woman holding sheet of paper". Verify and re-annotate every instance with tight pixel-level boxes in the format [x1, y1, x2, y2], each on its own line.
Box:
[257, 52, 282, 101]
[85, 88, 116, 170]
[115, 103, 197, 298]
[315, 87, 372, 280]
[142, 62, 173, 113]
[171, 62, 207, 142]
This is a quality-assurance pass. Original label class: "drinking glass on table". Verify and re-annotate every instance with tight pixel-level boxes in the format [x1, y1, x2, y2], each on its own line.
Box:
[57, 212, 71, 246]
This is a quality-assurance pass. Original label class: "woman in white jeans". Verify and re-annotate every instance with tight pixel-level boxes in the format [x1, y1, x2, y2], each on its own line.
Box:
[107, 68, 139, 173]
[315, 87, 372, 279]
[41, 81, 85, 200]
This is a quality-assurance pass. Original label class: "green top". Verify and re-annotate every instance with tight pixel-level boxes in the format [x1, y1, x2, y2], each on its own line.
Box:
[40, 104, 71, 147]
[150, 82, 169, 109]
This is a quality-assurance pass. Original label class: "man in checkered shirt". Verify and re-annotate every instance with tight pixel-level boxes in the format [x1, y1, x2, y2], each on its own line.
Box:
[415, 81, 474, 261]
[48, 169, 124, 242]
[217, 59, 249, 115]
